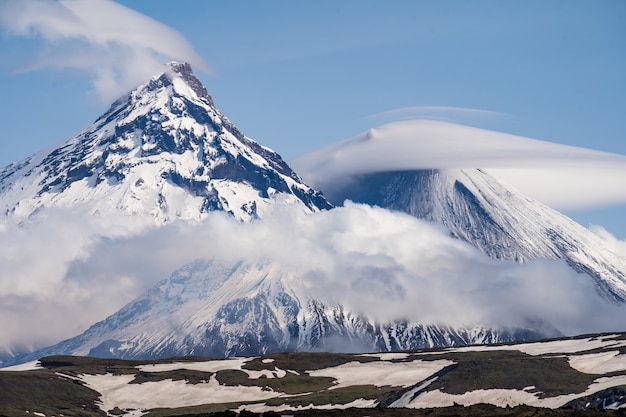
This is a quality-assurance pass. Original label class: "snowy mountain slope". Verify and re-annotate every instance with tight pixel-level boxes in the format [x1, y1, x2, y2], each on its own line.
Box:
[290, 122, 626, 303]
[315, 168, 626, 302]
[0, 62, 330, 226]
[6, 257, 557, 365]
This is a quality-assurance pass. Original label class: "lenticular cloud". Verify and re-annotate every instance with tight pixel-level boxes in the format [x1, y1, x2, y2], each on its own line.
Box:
[291, 119, 626, 211]
[0, 0, 209, 103]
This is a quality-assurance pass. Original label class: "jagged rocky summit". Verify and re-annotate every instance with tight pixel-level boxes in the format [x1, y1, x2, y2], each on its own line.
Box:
[0, 62, 331, 226]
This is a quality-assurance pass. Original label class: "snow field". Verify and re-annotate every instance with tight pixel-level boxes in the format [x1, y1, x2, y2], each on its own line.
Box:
[568, 350, 626, 374]
[361, 352, 411, 360]
[309, 359, 455, 389]
[21, 333, 626, 415]
[79, 356, 454, 414]
[138, 357, 250, 373]
[404, 375, 626, 409]
[0, 360, 41, 371]
[444, 335, 626, 356]
[80, 373, 282, 412]
[139, 358, 287, 379]
[236, 398, 378, 414]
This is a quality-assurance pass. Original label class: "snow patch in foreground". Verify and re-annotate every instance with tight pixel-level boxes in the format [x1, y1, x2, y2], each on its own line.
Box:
[138, 357, 250, 373]
[360, 352, 411, 361]
[445, 335, 626, 356]
[404, 375, 626, 409]
[0, 360, 41, 371]
[238, 398, 378, 414]
[80, 373, 281, 412]
[308, 359, 454, 389]
[140, 358, 288, 380]
[569, 350, 626, 374]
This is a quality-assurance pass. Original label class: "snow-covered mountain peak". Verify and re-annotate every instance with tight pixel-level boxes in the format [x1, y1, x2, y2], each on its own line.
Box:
[0, 63, 330, 226]
[162, 61, 215, 104]
[319, 167, 626, 302]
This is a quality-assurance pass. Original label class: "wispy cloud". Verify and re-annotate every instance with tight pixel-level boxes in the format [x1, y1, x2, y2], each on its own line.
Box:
[291, 119, 626, 211]
[0, 0, 210, 103]
[366, 106, 507, 125]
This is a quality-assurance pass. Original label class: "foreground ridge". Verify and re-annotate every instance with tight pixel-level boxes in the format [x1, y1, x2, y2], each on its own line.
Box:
[2, 332, 626, 416]
[5, 257, 559, 366]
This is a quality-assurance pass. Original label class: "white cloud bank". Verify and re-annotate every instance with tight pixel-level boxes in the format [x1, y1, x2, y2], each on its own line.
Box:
[1, 203, 625, 352]
[0, 0, 209, 103]
[291, 119, 626, 211]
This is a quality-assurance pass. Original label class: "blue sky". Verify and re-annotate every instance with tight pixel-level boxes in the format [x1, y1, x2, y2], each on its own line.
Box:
[0, 0, 625, 236]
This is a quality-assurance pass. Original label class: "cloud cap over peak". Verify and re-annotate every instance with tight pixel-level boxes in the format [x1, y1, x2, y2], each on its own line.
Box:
[0, 0, 210, 103]
[291, 119, 626, 211]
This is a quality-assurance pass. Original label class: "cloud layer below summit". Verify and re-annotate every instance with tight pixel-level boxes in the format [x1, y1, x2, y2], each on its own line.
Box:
[1, 203, 625, 352]
[0, 0, 209, 103]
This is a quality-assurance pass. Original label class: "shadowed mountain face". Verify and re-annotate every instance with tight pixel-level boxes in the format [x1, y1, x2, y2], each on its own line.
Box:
[0, 62, 330, 225]
[322, 168, 626, 302]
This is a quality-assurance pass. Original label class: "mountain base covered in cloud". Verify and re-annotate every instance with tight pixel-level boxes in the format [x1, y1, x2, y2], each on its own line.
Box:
[5, 202, 626, 366]
[8, 251, 559, 363]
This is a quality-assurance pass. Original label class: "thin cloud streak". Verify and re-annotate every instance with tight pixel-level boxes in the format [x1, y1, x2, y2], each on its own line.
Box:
[0, 0, 210, 103]
[366, 106, 507, 125]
